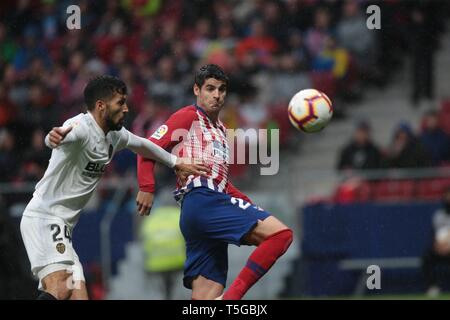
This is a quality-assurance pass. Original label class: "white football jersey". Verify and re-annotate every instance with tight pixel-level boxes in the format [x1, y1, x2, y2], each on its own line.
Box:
[24, 112, 139, 227]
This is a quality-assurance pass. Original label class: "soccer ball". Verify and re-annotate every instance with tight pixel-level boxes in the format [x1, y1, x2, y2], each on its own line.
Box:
[288, 89, 333, 133]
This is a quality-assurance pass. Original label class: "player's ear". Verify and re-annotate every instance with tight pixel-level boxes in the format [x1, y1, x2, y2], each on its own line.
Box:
[193, 84, 200, 97]
[96, 100, 105, 111]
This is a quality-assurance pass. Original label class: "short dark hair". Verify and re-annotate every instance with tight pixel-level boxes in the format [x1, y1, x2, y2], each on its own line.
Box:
[84, 75, 127, 111]
[194, 64, 229, 88]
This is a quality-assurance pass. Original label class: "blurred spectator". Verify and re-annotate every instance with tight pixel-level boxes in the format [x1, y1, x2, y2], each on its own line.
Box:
[284, 0, 315, 32]
[305, 7, 333, 58]
[119, 64, 146, 115]
[0, 83, 17, 127]
[0, 129, 19, 183]
[236, 18, 279, 68]
[107, 45, 129, 77]
[313, 35, 350, 80]
[132, 97, 171, 138]
[286, 29, 311, 71]
[21, 82, 56, 128]
[122, 0, 162, 17]
[40, 2, 58, 41]
[170, 40, 196, 76]
[408, 2, 439, 108]
[189, 18, 213, 59]
[149, 55, 187, 109]
[336, 0, 375, 72]
[59, 51, 88, 109]
[422, 187, 450, 297]
[140, 205, 185, 300]
[95, 19, 130, 64]
[267, 52, 311, 104]
[261, 0, 288, 44]
[384, 122, 432, 168]
[238, 85, 268, 131]
[203, 22, 237, 71]
[0, 22, 17, 66]
[20, 128, 51, 182]
[13, 25, 51, 72]
[420, 110, 450, 166]
[337, 121, 382, 171]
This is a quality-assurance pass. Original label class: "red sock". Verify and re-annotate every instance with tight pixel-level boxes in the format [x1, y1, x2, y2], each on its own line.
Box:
[223, 228, 293, 300]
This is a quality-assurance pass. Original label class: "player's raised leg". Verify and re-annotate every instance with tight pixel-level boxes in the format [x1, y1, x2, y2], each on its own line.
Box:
[223, 216, 293, 300]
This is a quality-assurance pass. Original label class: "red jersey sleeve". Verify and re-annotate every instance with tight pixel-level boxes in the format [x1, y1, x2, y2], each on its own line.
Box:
[137, 106, 197, 192]
[226, 181, 252, 204]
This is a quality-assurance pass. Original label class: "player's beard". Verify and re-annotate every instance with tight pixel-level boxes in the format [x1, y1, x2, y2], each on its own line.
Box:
[105, 109, 126, 131]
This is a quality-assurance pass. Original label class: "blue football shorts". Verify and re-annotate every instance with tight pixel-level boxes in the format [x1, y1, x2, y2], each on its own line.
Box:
[179, 187, 270, 289]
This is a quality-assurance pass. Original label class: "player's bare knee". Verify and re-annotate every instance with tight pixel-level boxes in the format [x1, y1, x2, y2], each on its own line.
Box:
[192, 290, 222, 300]
[247, 216, 290, 245]
[191, 276, 223, 300]
[191, 292, 207, 300]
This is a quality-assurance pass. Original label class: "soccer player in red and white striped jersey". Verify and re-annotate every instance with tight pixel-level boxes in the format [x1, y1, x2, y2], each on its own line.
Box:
[137, 64, 293, 300]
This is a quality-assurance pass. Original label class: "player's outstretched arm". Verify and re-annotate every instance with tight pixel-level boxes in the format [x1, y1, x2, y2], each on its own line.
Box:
[126, 133, 210, 178]
[45, 126, 73, 148]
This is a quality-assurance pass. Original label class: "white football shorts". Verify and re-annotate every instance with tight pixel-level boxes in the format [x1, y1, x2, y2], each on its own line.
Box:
[20, 213, 85, 290]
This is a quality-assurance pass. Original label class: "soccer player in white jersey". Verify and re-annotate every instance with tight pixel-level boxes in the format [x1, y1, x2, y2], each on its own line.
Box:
[20, 75, 209, 300]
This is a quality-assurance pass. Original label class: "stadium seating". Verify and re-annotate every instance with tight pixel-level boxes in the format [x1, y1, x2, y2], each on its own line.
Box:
[370, 179, 416, 202]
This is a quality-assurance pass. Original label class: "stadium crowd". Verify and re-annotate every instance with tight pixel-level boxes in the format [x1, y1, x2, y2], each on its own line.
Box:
[1, 0, 447, 188]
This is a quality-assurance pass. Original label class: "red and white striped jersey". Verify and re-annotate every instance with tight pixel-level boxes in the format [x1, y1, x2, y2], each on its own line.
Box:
[137, 104, 251, 203]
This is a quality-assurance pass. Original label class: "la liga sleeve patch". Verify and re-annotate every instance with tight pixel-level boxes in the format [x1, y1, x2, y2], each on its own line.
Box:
[151, 124, 169, 140]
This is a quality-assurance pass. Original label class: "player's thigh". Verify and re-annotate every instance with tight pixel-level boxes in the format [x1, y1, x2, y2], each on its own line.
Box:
[183, 239, 229, 291]
[39, 251, 86, 299]
[191, 275, 224, 300]
[41, 269, 71, 289]
[40, 269, 73, 299]
[243, 216, 289, 246]
[70, 281, 88, 300]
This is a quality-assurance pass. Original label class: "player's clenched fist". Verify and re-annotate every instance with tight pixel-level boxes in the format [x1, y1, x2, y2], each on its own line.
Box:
[48, 126, 73, 148]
